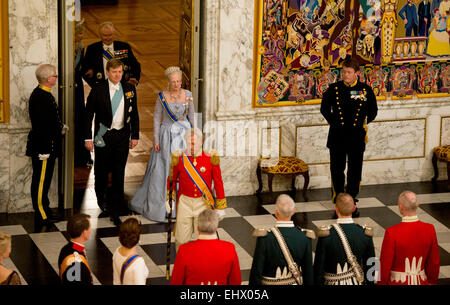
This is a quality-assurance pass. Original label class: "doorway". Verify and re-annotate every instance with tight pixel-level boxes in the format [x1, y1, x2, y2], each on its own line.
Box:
[73, 0, 186, 210]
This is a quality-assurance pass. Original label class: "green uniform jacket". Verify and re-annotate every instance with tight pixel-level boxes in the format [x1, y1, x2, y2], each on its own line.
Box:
[313, 223, 375, 285]
[249, 226, 313, 285]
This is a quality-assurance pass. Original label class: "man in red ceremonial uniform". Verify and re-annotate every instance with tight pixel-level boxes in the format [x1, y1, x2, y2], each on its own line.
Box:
[170, 209, 241, 285]
[378, 191, 440, 285]
[167, 128, 227, 250]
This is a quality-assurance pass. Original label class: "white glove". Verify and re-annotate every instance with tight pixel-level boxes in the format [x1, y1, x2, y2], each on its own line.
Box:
[61, 124, 69, 135]
[216, 209, 226, 221]
[38, 154, 50, 161]
[165, 200, 171, 214]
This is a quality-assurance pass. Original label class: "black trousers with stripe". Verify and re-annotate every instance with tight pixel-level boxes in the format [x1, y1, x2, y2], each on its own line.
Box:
[93, 128, 130, 218]
[31, 156, 56, 221]
[329, 144, 365, 203]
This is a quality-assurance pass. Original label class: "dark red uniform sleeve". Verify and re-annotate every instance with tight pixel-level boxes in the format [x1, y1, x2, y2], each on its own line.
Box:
[228, 244, 242, 285]
[378, 228, 395, 285]
[170, 245, 186, 285]
[425, 225, 440, 284]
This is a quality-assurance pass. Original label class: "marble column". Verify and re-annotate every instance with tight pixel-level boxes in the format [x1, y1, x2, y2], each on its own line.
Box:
[1, 0, 58, 213]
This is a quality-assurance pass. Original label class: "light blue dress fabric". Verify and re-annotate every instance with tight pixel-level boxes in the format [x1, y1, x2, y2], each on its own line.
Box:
[130, 90, 195, 222]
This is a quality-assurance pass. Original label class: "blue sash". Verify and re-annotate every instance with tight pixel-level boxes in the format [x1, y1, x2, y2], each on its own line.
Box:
[103, 48, 114, 61]
[158, 92, 189, 130]
[95, 83, 124, 147]
[120, 254, 140, 284]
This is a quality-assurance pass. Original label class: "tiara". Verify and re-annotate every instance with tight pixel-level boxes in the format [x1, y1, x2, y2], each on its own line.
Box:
[165, 66, 181, 79]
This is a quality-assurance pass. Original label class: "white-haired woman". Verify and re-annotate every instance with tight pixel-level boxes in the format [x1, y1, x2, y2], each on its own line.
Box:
[130, 66, 195, 222]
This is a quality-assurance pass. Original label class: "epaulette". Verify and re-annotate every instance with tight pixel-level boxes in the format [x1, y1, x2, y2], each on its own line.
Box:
[205, 149, 220, 165]
[299, 227, 316, 239]
[316, 225, 331, 237]
[358, 224, 374, 237]
[253, 228, 269, 237]
[171, 150, 182, 166]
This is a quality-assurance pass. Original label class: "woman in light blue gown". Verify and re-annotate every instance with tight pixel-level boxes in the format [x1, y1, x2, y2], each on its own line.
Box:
[130, 66, 195, 222]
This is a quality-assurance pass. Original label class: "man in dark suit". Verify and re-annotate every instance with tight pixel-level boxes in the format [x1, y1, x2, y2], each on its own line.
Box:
[418, 0, 431, 37]
[27, 64, 67, 227]
[84, 59, 140, 226]
[81, 21, 141, 88]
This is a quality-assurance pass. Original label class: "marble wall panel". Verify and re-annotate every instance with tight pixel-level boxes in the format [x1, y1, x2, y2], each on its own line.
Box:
[0, 134, 10, 213]
[365, 119, 426, 160]
[4, 0, 59, 213]
[8, 0, 58, 128]
[217, 0, 254, 114]
[295, 124, 329, 164]
[442, 117, 450, 146]
[295, 119, 426, 165]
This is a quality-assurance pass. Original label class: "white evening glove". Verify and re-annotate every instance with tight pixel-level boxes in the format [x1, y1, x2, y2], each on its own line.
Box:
[216, 209, 226, 221]
[38, 154, 50, 161]
[61, 124, 69, 135]
[165, 200, 171, 214]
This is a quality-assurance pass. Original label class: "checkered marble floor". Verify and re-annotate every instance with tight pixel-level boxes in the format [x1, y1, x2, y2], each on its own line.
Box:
[1, 182, 450, 285]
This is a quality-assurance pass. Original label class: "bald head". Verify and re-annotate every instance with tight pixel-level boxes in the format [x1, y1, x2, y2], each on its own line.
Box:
[275, 194, 296, 219]
[398, 191, 418, 214]
[335, 193, 354, 217]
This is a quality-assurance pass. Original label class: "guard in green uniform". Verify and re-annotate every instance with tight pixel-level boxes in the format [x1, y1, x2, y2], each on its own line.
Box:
[320, 58, 378, 214]
[249, 194, 314, 285]
[313, 193, 375, 285]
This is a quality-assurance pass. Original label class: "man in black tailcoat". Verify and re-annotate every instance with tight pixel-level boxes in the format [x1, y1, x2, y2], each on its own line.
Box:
[84, 59, 139, 226]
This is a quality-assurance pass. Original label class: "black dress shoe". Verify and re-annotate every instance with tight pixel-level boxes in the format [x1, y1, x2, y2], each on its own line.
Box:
[35, 217, 57, 226]
[110, 216, 122, 227]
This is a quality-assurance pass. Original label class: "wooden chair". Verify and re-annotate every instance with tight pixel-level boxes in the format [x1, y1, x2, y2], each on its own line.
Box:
[432, 145, 450, 190]
[256, 156, 309, 201]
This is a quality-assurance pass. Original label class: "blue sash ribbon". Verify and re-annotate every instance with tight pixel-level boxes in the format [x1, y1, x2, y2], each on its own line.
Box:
[95, 83, 123, 147]
[120, 254, 140, 284]
[103, 48, 114, 61]
[158, 92, 189, 130]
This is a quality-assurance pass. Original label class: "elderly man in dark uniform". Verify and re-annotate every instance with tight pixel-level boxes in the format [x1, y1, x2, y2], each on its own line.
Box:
[84, 59, 140, 227]
[58, 214, 93, 285]
[320, 57, 377, 217]
[249, 194, 314, 285]
[27, 64, 67, 226]
[168, 128, 227, 251]
[81, 21, 141, 87]
[313, 193, 375, 285]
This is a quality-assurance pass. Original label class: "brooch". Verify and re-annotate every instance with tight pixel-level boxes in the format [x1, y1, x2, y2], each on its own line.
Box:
[96, 72, 102, 79]
[200, 166, 206, 173]
[125, 91, 134, 98]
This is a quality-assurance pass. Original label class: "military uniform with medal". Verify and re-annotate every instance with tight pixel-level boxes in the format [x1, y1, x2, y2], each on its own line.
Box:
[167, 129, 227, 251]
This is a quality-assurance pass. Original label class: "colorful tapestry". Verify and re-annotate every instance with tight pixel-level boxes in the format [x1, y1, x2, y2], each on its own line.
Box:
[253, 0, 450, 107]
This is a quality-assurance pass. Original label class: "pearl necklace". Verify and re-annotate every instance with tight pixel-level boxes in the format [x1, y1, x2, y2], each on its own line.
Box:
[169, 90, 181, 100]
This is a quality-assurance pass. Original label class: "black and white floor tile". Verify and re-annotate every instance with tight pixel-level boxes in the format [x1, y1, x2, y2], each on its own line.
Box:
[1, 181, 450, 285]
